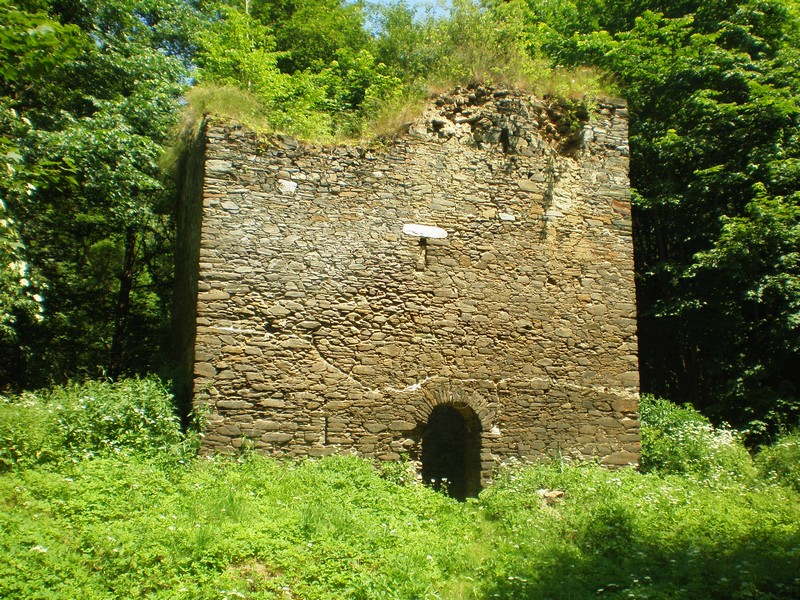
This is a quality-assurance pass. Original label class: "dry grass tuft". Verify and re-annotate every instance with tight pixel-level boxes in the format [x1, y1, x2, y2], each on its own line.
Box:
[183, 84, 271, 132]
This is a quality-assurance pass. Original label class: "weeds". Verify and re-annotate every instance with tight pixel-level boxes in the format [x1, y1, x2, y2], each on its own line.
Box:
[0, 377, 193, 471]
[1, 386, 798, 598]
[639, 394, 758, 484]
[756, 428, 800, 492]
[177, 0, 616, 148]
[183, 84, 272, 134]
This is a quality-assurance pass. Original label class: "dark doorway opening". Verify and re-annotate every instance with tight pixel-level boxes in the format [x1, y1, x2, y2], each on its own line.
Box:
[421, 404, 482, 500]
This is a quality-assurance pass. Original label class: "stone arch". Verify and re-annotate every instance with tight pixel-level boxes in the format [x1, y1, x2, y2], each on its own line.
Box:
[418, 379, 495, 431]
[414, 380, 493, 499]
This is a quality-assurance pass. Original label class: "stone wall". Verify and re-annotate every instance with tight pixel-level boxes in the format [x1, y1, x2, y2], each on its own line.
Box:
[186, 85, 640, 485]
[172, 122, 207, 422]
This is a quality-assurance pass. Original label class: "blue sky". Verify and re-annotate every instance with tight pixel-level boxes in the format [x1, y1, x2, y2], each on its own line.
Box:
[361, 0, 453, 33]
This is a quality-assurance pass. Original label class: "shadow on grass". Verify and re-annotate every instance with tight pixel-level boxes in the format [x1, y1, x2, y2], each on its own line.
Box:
[480, 505, 800, 599]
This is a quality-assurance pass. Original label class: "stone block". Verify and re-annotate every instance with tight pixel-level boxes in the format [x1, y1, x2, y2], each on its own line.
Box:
[216, 400, 252, 410]
[198, 290, 230, 301]
[612, 396, 639, 413]
[281, 338, 311, 349]
[621, 371, 640, 387]
[206, 159, 233, 173]
[309, 447, 337, 457]
[517, 179, 540, 192]
[194, 362, 216, 378]
[601, 451, 639, 466]
[388, 421, 416, 431]
[261, 432, 294, 443]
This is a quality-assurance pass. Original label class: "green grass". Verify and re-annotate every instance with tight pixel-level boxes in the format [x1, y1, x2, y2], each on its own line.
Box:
[182, 70, 611, 148]
[1, 382, 799, 599]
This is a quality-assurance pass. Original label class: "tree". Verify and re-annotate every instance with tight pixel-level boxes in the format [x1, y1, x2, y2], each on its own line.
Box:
[0, 0, 83, 379]
[192, 2, 402, 139]
[0, 0, 190, 386]
[250, 0, 372, 73]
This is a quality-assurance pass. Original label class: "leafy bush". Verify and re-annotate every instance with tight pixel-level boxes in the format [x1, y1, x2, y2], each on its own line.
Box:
[0, 377, 191, 470]
[0, 394, 66, 470]
[184, 0, 611, 146]
[639, 395, 756, 484]
[756, 428, 800, 492]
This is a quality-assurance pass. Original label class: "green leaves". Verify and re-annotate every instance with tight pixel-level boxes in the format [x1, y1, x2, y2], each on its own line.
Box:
[0, 1, 84, 86]
[0, 199, 44, 342]
[270, 0, 372, 74]
[193, 4, 288, 95]
[2, 380, 800, 599]
[0, 1, 189, 385]
[191, 1, 405, 140]
[0, 377, 189, 469]
[688, 190, 800, 425]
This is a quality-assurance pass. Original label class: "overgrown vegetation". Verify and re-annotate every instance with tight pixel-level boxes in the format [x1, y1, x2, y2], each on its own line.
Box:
[756, 428, 800, 493]
[0, 377, 194, 471]
[1, 381, 799, 599]
[2, 2, 798, 595]
[2, 0, 798, 439]
[0, 0, 190, 387]
[639, 395, 757, 482]
[185, 0, 608, 143]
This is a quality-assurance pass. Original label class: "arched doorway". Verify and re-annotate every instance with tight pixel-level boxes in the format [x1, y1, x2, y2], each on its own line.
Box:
[421, 404, 482, 500]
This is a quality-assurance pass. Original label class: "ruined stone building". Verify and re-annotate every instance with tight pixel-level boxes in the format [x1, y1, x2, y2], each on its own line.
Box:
[174, 85, 640, 498]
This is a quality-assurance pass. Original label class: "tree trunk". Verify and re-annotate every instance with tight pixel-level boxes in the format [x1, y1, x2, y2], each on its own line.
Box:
[109, 226, 137, 379]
